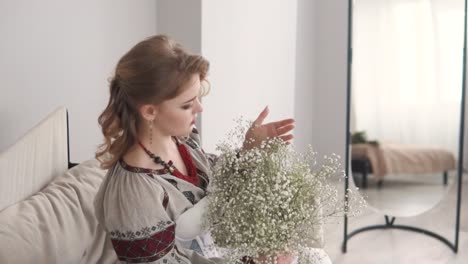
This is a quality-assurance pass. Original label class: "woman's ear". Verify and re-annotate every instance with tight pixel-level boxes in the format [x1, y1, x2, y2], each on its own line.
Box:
[139, 104, 158, 122]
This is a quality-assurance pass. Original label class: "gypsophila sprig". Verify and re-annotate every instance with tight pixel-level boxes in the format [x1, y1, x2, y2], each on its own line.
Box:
[203, 117, 366, 264]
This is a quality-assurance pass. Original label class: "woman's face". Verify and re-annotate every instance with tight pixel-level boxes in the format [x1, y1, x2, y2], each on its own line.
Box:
[154, 74, 203, 137]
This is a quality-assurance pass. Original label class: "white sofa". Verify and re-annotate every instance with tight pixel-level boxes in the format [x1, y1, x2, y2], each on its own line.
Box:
[0, 107, 117, 263]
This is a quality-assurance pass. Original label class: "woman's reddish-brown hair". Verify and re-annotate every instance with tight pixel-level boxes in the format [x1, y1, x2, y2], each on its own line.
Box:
[96, 35, 209, 169]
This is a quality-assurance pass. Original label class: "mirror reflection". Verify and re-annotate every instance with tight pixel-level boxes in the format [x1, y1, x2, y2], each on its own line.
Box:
[350, 0, 464, 217]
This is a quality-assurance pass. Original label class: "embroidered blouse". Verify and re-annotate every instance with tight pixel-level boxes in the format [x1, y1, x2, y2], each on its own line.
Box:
[94, 128, 222, 264]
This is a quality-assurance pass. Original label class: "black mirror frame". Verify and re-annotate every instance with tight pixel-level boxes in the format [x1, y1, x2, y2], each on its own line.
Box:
[342, 0, 466, 253]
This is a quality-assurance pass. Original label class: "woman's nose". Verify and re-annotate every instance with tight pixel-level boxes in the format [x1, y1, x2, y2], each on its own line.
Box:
[195, 98, 203, 113]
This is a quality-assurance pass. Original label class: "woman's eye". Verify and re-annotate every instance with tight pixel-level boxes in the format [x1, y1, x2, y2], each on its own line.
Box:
[182, 104, 193, 110]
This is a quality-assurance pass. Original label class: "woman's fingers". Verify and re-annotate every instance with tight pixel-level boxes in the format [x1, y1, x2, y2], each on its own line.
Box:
[276, 124, 295, 136]
[253, 106, 270, 127]
[272, 118, 295, 128]
[280, 134, 294, 142]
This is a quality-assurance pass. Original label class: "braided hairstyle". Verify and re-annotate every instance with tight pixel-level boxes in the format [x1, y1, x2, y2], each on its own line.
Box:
[96, 35, 209, 169]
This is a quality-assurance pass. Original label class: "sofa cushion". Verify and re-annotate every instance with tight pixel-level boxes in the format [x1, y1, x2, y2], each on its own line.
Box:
[0, 159, 117, 264]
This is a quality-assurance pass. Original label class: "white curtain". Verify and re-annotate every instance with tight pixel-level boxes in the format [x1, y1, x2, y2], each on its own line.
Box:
[352, 0, 465, 156]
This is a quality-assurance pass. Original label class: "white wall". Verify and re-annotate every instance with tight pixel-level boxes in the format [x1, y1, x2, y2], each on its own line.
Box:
[199, 0, 349, 158]
[294, 0, 317, 154]
[310, 0, 349, 158]
[156, 0, 202, 54]
[0, 0, 157, 162]
[201, 0, 298, 153]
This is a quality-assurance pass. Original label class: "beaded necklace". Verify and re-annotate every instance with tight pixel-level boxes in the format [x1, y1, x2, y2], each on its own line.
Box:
[137, 139, 199, 186]
[137, 140, 177, 173]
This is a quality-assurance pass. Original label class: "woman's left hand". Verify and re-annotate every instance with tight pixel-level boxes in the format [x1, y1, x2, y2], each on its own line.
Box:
[243, 106, 295, 150]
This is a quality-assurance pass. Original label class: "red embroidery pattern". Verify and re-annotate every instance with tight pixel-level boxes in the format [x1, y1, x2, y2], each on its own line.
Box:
[111, 224, 176, 263]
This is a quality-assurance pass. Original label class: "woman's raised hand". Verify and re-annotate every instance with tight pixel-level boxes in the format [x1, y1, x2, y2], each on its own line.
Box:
[243, 106, 295, 150]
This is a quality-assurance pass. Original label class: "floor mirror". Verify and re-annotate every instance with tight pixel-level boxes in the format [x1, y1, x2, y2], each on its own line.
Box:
[343, 0, 466, 253]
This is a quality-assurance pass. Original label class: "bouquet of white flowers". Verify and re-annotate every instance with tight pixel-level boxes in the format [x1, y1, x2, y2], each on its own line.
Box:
[203, 119, 365, 264]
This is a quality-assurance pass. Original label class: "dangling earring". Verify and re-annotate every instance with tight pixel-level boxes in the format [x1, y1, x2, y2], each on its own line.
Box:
[149, 120, 154, 145]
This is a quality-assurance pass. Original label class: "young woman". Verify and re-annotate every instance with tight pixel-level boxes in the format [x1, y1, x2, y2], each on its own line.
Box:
[94, 35, 295, 264]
